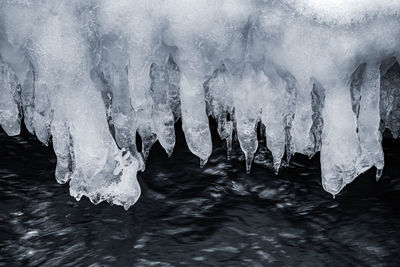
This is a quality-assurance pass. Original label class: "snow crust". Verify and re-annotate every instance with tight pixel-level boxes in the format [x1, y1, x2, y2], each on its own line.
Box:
[0, 0, 399, 209]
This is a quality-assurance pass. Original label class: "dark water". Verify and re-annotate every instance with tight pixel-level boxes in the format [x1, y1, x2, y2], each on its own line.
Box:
[0, 123, 400, 267]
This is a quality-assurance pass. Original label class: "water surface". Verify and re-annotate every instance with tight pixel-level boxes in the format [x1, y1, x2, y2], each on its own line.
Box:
[0, 125, 399, 266]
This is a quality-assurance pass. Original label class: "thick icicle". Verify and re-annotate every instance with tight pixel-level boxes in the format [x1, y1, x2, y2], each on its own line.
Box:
[7, 1, 142, 209]
[95, 35, 144, 171]
[320, 80, 362, 196]
[180, 70, 212, 165]
[177, 49, 212, 165]
[65, 86, 141, 210]
[98, 0, 158, 162]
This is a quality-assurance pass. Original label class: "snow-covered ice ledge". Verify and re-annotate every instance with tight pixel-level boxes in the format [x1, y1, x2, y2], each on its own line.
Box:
[0, 0, 399, 209]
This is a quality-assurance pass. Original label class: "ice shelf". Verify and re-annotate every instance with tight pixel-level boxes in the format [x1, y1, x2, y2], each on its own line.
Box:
[0, 0, 399, 209]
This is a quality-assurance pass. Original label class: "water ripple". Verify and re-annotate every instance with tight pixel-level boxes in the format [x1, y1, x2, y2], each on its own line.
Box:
[0, 130, 399, 266]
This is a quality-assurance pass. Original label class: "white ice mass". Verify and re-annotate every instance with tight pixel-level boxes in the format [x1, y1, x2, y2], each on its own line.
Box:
[0, 0, 400, 209]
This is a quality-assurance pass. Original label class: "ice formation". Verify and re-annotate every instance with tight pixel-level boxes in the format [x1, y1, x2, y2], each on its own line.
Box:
[0, 0, 399, 209]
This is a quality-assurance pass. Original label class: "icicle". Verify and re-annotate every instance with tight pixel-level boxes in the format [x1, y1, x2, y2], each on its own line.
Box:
[204, 64, 233, 158]
[67, 85, 141, 209]
[178, 55, 212, 164]
[32, 81, 52, 144]
[307, 80, 325, 157]
[357, 62, 384, 175]
[0, 58, 20, 136]
[261, 69, 288, 173]
[236, 108, 258, 173]
[290, 78, 314, 156]
[320, 79, 361, 196]
[96, 34, 144, 171]
[233, 64, 262, 173]
[128, 52, 156, 161]
[282, 69, 297, 164]
[284, 77, 296, 164]
[350, 63, 366, 118]
[150, 62, 176, 156]
[220, 117, 234, 160]
[21, 64, 35, 134]
[166, 57, 182, 121]
[26, 1, 141, 209]
[51, 120, 72, 184]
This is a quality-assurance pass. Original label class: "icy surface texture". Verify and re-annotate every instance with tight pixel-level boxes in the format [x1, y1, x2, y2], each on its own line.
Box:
[0, 0, 399, 208]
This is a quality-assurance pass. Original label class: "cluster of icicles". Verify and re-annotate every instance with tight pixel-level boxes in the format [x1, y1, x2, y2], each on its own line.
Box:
[0, 0, 400, 209]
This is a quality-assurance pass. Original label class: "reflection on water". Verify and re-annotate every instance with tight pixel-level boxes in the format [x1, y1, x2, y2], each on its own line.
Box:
[0, 124, 399, 266]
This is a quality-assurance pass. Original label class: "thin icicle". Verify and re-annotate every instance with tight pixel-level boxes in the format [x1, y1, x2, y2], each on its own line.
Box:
[357, 62, 384, 178]
[150, 61, 176, 156]
[0, 58, 20, 136]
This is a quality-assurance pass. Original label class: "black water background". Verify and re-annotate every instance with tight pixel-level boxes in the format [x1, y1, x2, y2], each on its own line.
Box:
[0, 122, 399, 266]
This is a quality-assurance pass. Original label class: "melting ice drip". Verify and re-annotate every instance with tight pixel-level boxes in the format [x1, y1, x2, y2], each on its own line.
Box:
[0, 0, 400, 209]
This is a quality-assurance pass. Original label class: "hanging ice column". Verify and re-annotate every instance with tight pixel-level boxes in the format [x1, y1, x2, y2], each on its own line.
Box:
[43, 7, 141, 209]
[321, 78, 362, 195]
[0, 58, 20, 136]
[0, 0, 400, 209]
[204, 64, 234, 159]
[0, 1, 141, 209]
[150, 54, 179, 157]
[177, 52, 212, 166]
[357, 63, 384, 179]
[98, 0, 157, 162]
[321, 62, 386, 194]
[232, 63, 262, 173]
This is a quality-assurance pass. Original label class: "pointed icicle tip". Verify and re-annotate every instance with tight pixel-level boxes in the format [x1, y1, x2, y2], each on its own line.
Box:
[376, 168, 383, 181]
[123, 203, 131, 211]
[134, 152, 146, 172]
[200, 158, 208, 168]
[273, 159, 281, 175]
[245, 152, 254, 174]
[138, 158, 146, 172]
[166, 148, 174, 158]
